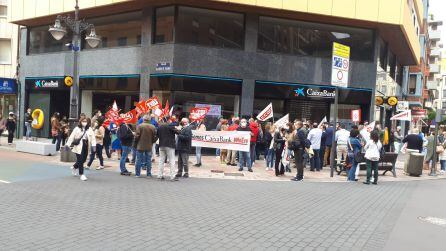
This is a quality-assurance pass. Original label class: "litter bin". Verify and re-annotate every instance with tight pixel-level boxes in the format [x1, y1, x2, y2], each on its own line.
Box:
[405, 152, 424, 176]
[60, 146, 77, 162]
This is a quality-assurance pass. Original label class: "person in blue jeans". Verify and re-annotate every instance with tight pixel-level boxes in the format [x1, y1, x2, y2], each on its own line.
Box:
[237, 119, 253, 172]
[117, 120, 134, 175]
[134, 115, 157, 177]
[347, 129, 362, 181]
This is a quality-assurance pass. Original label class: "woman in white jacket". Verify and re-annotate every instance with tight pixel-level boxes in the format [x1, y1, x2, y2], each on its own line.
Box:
[363, 131, 382, 185]
[66, 117, 96, 181]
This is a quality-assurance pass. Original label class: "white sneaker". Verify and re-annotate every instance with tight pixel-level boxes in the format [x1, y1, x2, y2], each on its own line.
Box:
[85, 166, 90, 170]
[96, 166, 104, 170]
[265, 167, 269, 171]
[80, 175, 88, 181]
[135, 175, 141, 178]
[71, 166, 78, 176]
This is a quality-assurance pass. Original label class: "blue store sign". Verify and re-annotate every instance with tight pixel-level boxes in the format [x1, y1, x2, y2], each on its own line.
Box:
[0, 78, 17, 94]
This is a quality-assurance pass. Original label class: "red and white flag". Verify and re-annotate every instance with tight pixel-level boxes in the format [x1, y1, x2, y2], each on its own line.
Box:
[189, 107, 210, 122]
[256, 103, 273, 121]
[390, 110, 411, 121]
[121, 109, 138, 124]
[160, 100, 170, 118]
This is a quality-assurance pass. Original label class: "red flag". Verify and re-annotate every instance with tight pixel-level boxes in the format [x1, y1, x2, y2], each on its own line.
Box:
[160, 100, 170, 118]
[189, 107, 209, 122]
[105, 108, 120, 122]
[145, 96, 161, 111]
[135, 100, 147, 115]
[121, 109, 138, 124]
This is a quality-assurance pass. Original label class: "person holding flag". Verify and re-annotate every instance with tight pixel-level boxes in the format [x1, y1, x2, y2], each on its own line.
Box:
[117, 118, 134, 176]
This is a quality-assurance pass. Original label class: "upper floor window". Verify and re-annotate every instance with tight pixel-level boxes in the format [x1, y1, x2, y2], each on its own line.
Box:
[154, 6, 174, 43]
[83, 11, 142, 50]
[0, 5, 6, 18]
[176, 6, 244, 49]
[153, 6, 245, 49]
[0, 39, 11, 64]
[28, 25, 73, 54]
[258, 16, 374, 61]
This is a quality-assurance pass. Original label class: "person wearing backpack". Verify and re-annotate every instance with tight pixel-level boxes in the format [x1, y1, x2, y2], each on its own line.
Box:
[363, 131, 382, 185]
[117, 118, 134, 176]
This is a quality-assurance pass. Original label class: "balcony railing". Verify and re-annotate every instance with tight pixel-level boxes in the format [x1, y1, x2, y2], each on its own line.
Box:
[429, 64, 440, 73]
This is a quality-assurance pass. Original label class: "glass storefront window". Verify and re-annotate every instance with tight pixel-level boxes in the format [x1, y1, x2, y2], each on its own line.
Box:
[79, 76, 140, 92]
[175, 6, 244, 49]
[28, 25, 73, 54]
[83, 11, 142, 49]
[258, 16, 374, 61]
[154, 6, 174, 43]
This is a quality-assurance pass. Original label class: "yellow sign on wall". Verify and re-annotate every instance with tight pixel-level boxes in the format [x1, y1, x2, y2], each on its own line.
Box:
[64, 76, 73, 87]
[332, 42, 350, 58]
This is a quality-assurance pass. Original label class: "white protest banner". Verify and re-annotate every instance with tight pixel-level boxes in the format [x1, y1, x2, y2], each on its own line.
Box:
[390, 110, 411, 121]
[317, 116, 327, 128]
[192, 130, 251, 152]
[274, 114, 289, 128]
[256, 103, 273, 121]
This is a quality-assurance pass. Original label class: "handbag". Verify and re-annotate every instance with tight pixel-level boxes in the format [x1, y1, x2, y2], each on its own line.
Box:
[71, 130, 87, 147]
[436, 145, 444, 154]
[354, 152, 365, 163]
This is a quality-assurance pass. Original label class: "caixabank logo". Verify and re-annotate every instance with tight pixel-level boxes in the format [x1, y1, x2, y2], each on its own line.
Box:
[293, 86, 336, 99]
[35, 80, 59, 88]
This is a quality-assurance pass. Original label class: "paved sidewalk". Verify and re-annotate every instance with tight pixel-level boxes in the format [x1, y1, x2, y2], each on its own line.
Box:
[2, 139, 445, 183]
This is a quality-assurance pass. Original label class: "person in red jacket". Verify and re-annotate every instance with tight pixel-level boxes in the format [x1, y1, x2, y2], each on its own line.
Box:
[226, 118, 239, 166]
[249, 118, 259, 166]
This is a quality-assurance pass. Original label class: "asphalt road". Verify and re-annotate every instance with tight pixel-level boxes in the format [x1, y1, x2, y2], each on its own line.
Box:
[0, 149, 445, 250]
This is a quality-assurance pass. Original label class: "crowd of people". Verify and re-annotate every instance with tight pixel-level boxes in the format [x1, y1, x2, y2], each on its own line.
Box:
[6, 106, 446, 183]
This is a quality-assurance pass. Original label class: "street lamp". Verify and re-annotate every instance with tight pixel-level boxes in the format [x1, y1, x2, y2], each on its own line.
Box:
[48, 0, 100, 127]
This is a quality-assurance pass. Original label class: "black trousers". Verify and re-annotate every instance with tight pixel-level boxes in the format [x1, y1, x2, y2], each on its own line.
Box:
[177, 151, 189, 175]
[7, 130, 14, 143]
[87, 144, 104, 167]
[74, 140, 88, 175]
[274, 148, 285, 176]
[294, 149, 304, 179]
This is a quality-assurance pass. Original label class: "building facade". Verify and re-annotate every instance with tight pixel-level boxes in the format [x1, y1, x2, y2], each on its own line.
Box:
[11, 0, 423, 137]
[426, 15, 443, 109]
[0, 0, 19, 119]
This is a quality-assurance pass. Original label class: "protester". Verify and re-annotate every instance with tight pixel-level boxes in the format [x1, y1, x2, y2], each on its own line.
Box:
[255, 120, 264, 161]
[237, 118, 253, 172]
[424, 131, 436, 169]
[177, 118, 192, 178]
[0, 114, 5, 145]
[273, 127, 287, 176]
[25, 108, 33, 140]
[264, 124, 275, 171]
[103, 122, 112, 158]
[393, 126, 403, 153]
[439, 131, 446, 174]
[150, 113, 159, 160]
[220, 120, 229, 164]
[363, 131, 382, 185]
[324, 122, 334, 167]
[291, 121, 306, 181]
[91, 110, 102, 127]
[157, 117, 178, 181]
[320, 125, 327, 170]
[215, 117, 224, 158]
[117, 119, 134, 176]
[347, 129, 362, 182]
[134, 114, 157, 177]
[66, 117, 96, 181]
[194, 120, 206, 167]
[307, 123, 322, 171]
[249, 118, 259, 166]
[335, 123, 350, 164]
[284, 123, 295, 173]
[86, 116, 105, 170]
[226, 119, 239, 166]
[110, 121, 122, 159]
[6, 112, 16, 145]
[51, 112, 62, 151]
[402, 128, 423, 153]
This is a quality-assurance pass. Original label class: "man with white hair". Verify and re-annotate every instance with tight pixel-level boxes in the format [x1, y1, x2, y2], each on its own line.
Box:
[176, 118, 193, 178]
[393, 126, 404, 153]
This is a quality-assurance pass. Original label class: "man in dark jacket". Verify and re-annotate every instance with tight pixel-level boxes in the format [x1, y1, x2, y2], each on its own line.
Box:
[117, 119, 134, 175]
[157, 118, 178, 181]
[323, 122, 334, 167]
[134, 115, 157, 177]
[176, 118, 193, 178]
[291, 121, 306, 181]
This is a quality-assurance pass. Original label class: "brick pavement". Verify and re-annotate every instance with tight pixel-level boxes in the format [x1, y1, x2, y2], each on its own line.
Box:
[0, 170, 416, 250]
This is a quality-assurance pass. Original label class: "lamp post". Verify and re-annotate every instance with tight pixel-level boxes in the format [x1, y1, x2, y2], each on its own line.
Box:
[48, 0, 100, 127]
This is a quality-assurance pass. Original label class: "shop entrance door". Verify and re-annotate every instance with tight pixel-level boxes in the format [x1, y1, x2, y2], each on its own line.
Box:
[287, 99, 330, 123]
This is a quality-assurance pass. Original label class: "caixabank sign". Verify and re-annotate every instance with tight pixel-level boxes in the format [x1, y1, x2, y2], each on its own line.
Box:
[293, 85, 336, 100]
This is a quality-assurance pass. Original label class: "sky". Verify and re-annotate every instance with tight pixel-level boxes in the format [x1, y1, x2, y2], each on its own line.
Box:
[429, 0, 446, 48]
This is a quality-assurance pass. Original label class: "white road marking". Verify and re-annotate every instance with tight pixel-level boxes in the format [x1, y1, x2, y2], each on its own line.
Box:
[418, 216, 446, 227]
[0, 179, 11, 184]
